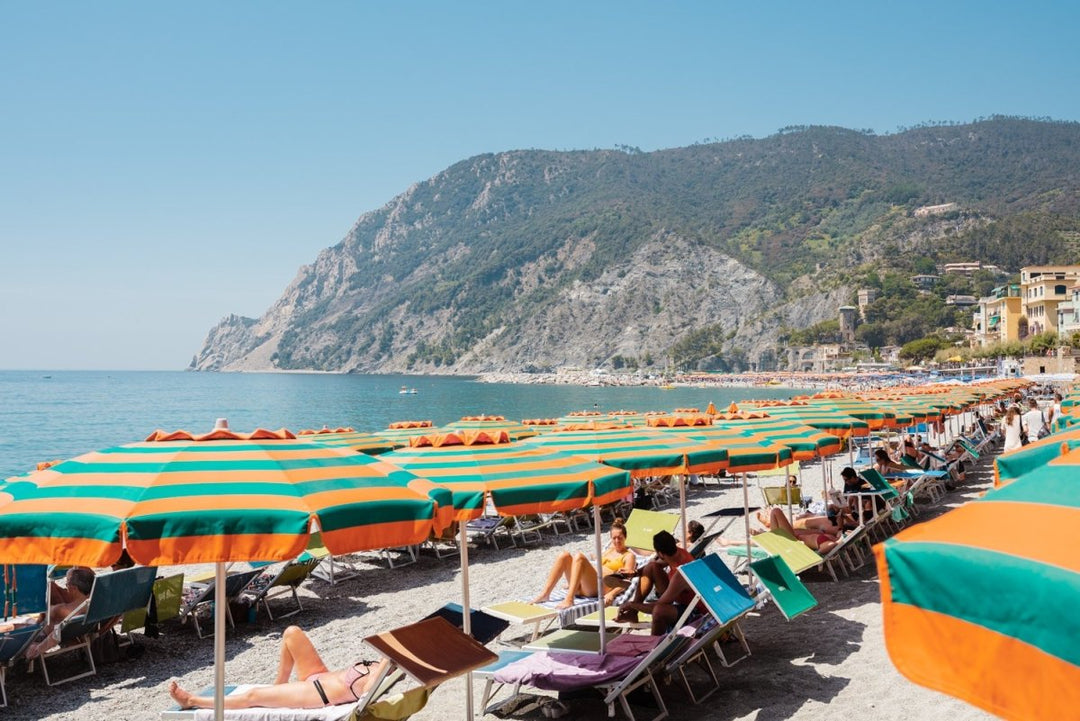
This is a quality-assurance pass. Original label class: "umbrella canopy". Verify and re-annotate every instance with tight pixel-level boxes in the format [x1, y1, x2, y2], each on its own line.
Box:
[298, 427, 395, 455]
[378, 420, 438, 448]
[0, 426, 451, 567]
[744, 401, 870, 438]
[442, 415, 539, 441]
[520, 427, 728, 477]
[874, 450, 1080, 720]
[385, 432, 631, 520]
[993, 426, 1080, 486]
[714, 417, 843, 460]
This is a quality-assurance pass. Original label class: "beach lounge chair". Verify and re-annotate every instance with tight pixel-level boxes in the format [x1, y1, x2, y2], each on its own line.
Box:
[465, 515, 516, 549]
[120, 572, 185, 644]
[422, 603, 509, 645]
[180, 568, 263, 639]
[37, 565, 158, 686]
[246, 555, 323, 621]
[729, 528, 823, 575]
[161, 616, 497, 721]
[662, 553, 757, 703]
[623, 508, 680, 558]
[749, 556, 816, 620]
[479, 554, 738, 721]
[307, 532, 362, 586]
[0, 564, 48, 706]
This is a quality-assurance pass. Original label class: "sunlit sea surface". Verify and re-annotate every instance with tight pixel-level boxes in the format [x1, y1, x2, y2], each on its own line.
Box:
[0, 371, 809, 478]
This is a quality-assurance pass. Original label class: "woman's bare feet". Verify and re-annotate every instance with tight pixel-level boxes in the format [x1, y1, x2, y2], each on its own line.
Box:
[529, 595, 549, 605]
[169, 680, 195, 709]
[555, 597, 575, 609]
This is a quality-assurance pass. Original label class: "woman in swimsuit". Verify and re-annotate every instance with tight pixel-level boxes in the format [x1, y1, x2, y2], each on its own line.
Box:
[168, 625, 389, 710]
[531, 518, 636, 608]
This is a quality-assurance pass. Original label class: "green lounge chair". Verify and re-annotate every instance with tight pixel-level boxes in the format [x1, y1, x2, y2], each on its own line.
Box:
[750, 556, 817, 620]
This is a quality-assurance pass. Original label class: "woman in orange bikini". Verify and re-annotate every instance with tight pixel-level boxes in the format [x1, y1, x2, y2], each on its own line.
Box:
[531, 518, 637, 608]
[169, 625, 388, 710]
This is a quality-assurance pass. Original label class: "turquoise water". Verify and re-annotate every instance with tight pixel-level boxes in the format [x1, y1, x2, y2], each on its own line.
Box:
[0, 371, 807, 478]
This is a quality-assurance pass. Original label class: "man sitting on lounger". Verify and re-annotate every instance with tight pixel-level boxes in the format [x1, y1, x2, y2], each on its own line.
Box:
[614, 531, 696, 635]
[169, 625, 389, 710]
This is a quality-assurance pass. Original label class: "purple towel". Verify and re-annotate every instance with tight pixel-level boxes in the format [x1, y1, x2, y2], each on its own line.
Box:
[492, 635, 662, 691]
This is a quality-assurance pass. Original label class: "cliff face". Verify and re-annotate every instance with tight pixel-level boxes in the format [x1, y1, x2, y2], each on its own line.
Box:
[191, 118, 1080, 373]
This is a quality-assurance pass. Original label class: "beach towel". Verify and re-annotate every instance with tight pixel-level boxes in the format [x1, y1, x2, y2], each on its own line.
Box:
[491, 634, 661, 691]
[161, 685, 365, 721]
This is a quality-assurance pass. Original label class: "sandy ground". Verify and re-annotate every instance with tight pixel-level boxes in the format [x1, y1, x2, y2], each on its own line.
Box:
[14, 432, 999, 721]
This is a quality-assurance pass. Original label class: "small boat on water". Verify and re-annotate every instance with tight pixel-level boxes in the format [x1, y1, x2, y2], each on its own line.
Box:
[399, 386, 418, 395]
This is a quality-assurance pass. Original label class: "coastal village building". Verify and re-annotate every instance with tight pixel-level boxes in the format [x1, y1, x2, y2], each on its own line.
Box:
[1056, 283, 1080, 341]
[1020, 265, 1080, 336]
[973, 284, 1022, 346]
[942, 261, 1004, 277]
[910, 274, 940, 290]
[974, 265, 1080, 345]
[914, 202, 958, 218]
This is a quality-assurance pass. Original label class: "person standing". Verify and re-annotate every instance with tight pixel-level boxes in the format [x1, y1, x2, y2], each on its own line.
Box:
[1001, 405, 1024, 453]
[1022, 398, 1047, 441]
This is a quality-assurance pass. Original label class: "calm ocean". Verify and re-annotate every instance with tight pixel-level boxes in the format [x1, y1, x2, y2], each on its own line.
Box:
[0, 371, 807, 478]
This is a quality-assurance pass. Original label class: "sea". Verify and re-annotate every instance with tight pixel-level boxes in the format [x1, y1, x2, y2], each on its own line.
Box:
[0, 370, 809, 478]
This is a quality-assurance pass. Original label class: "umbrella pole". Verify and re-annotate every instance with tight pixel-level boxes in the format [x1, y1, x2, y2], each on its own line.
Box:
[214, 561, 226, 721]
[459, 521, 473, 720]
[742, 473, 754, 589]
[678, 474, 688, 547]
[594, 504, 606, 655]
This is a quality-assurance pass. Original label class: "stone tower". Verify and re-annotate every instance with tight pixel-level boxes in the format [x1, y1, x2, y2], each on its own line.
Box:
[839, 305, 858, 343]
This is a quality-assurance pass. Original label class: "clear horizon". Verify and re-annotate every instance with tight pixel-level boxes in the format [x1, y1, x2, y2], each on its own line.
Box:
[4, 1, 1079, 370]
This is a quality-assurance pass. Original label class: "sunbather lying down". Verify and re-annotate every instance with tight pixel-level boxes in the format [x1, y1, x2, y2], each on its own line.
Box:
[754, 507, 840, 553]
[169, 625, 388, 710]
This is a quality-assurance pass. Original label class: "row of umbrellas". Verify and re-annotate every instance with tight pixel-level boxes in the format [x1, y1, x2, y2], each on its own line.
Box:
[0, 377, 1029, 719]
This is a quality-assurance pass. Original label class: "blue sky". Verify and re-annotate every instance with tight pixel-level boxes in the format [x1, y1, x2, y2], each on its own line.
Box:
[3, 1, 1078, 370]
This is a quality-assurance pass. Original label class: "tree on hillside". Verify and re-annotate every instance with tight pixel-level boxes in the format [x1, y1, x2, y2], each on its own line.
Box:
[899, 337, 946, 361]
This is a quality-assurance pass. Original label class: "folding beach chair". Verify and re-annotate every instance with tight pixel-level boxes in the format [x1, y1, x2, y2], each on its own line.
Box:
[422, 602, 509, 645]
[307, 532, 362, 585]
[161, 617, 497, 721]
[180, 568, 262, 639]
[623, 509, 680, 557]
[37, 565, 157, 686]
[750, 556, 817, 620]
[121, 572, 184, 640]
[730, 528, 823, 575]
[0, 564, 48, 706]
[481, 600, 560, 643]
[648, 554, 756, 704]
[246, 554, 323, 621]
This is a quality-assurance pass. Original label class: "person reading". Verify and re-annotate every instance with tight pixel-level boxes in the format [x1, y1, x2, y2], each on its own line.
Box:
[615, 530, 696, 635]
[169, 625, 388, 710]
[531, 518, 636, 608]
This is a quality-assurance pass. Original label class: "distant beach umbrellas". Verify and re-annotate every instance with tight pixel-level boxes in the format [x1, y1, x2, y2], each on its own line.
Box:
[297, 426, 395, 455]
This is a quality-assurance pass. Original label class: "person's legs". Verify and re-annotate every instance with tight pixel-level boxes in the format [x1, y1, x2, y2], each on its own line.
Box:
[531, 551, 572, 604]
[559, 553, 598, 608]
[275, 625, 329, 684]
[766, 507, 796, 535]
[169, 679, 326, 710]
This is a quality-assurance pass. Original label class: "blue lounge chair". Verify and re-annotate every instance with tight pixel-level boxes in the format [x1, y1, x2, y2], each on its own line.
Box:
[0, 564, 48, 706]
[180, 568, 262, 639]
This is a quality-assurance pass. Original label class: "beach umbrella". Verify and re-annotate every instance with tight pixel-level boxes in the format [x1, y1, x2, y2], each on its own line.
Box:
[386, 431, 632, 687]
[378, 420, 438, 448]
[874, 450, 1080, 720]
[442, 415, 539, 440]
[993, 425, 1080, 486]
[521, 426, 728, 547]
[0, 422, 450, 721]
[297, 426, 395, 455]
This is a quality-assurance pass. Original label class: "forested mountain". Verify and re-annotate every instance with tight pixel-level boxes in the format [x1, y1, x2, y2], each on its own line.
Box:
[191, 117, 1080, 374]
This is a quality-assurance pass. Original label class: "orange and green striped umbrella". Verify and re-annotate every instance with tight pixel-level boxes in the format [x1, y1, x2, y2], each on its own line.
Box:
[384, 433, 631, 520]
[713, 417, 843, 460]
[0, 427, 451, 568]
[442, 415, 538, 440]
[298, 427, 395, 455]
[743, 401, 870, 438]
[994, 425, 1080, 486]
[650, 424, 792, 473]
[875, 449, 1080, 720]
[378, 420, 438, 448]
[520, 427, 728, 477]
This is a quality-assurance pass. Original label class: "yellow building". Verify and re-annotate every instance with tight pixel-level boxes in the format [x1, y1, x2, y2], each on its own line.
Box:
[974, 284, 1022, 346]
[1020, 265, 1080, 336]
